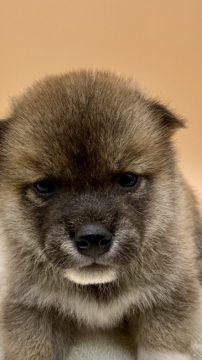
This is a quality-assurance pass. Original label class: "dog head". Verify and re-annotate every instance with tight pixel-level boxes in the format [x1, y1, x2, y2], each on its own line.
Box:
[0, 70, 184, 286]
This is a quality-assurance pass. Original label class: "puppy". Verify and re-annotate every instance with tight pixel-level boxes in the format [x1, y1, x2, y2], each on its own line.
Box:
[0, 70, 201, 360]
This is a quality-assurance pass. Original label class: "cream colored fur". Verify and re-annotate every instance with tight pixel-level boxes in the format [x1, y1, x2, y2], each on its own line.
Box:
[67, 294, 202, 360]
[0, 287, 201, 359]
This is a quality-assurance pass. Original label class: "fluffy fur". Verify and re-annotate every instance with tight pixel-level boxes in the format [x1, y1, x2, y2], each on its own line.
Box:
[0, 70, 201, 359]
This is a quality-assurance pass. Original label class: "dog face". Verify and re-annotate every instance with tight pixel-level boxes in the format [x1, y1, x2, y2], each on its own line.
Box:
[0, 71, 184, 287]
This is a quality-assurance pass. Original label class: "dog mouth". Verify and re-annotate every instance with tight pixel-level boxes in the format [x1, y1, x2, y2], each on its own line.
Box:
[81, 263, 112, 271]
[64, 262, 117, 285]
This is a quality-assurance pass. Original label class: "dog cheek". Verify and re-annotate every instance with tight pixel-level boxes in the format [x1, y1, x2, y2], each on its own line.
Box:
[43, 225, 75, 269]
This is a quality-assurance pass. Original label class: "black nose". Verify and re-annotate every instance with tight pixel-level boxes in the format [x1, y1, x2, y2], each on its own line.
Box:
[74, 224, 112, 258]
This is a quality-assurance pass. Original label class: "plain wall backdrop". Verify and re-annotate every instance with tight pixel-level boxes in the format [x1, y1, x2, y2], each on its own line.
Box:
[0, 0, 201, 208]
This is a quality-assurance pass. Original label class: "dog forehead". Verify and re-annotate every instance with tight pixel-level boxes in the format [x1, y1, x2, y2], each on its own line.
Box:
[6, 72, 165, 181]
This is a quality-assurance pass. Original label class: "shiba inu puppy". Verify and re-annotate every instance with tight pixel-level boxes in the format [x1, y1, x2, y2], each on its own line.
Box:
[0, 70, 201, 359]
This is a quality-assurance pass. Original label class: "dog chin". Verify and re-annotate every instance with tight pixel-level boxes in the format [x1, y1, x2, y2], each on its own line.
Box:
[64, 265, 117, 285]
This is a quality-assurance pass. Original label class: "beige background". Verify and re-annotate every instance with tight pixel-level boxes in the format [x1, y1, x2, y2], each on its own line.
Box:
[0, 0, 201, 208]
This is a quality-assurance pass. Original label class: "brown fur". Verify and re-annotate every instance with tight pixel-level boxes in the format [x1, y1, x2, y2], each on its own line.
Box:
[0, 70, 201, 359]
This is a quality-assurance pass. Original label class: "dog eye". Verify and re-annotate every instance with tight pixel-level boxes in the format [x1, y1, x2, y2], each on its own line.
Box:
[118, 172, 139, 189]
[33, 180, 56, 195]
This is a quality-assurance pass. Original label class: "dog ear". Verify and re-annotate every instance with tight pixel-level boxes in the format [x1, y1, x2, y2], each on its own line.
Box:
[150, 102, 185, 136]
